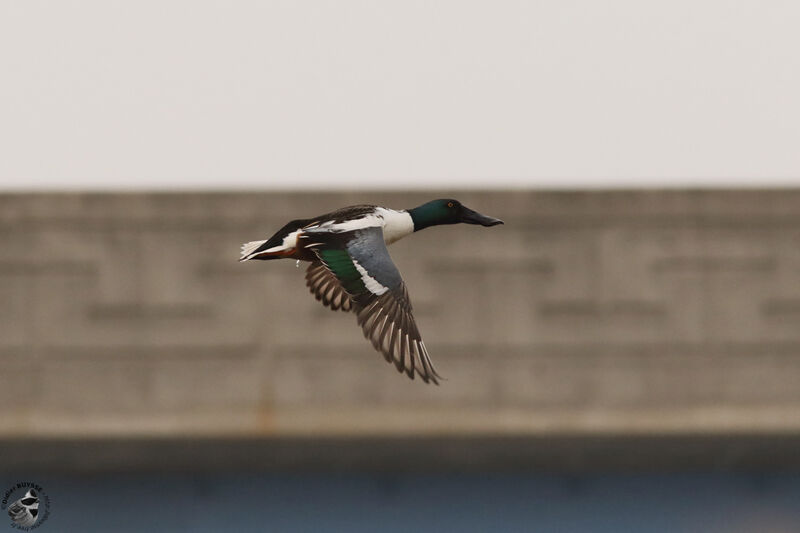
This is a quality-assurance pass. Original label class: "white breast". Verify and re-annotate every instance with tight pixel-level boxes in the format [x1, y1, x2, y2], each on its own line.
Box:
[376, 208, 414, 245]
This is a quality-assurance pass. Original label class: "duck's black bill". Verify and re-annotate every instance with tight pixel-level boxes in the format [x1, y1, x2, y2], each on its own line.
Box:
[460, 207, 504, 226]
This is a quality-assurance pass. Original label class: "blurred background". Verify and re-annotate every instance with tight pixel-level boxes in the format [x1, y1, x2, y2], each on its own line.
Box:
[2, 1, 800, 532]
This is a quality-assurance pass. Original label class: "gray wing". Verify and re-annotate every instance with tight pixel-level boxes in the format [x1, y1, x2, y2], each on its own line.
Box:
[300, 226, 443, 384]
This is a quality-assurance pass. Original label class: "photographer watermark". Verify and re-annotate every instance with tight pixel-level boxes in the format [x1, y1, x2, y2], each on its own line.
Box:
[1, 483, 50, 530]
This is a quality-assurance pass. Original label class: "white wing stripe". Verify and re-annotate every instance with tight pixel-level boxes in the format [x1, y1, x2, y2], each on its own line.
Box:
[306, 214, 383, 233]
[352, 259, 389, 296]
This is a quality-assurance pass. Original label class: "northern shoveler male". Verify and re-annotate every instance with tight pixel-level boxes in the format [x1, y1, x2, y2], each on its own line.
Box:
[239, 199, 503, 384]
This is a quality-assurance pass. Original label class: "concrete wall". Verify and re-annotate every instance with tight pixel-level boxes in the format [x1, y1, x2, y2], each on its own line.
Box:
[3, 190, 800, 470]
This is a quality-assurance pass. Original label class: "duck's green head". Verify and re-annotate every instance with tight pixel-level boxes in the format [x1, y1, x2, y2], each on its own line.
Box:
[407, 199, 504, 231]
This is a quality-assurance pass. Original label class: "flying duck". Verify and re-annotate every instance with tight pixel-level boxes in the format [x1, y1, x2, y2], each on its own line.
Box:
[239, 199, 503, 384]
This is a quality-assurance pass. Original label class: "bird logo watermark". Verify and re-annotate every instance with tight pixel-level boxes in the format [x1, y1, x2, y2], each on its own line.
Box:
[1, 483, 50, 530]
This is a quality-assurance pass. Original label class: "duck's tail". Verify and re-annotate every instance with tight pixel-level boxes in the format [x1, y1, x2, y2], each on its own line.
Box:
[240, 219, 309, 261]
[239, 240, 267, 261]
[239, 239, 298, 261]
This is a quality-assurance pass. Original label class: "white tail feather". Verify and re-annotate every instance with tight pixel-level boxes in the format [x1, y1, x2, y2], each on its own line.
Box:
[240, 240, 267, 260]
[240, 230, 300, 261]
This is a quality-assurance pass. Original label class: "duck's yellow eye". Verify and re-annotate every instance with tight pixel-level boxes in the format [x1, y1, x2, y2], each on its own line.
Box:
[447, 202, 454, 208]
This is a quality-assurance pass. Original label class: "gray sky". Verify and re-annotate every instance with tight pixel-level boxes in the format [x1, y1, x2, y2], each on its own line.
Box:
[1, 0, 799, 190]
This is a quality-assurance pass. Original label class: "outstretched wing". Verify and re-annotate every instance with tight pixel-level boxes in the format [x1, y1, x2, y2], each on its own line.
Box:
[305, 260, 353, 312]
[299, 226, 442, 384]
